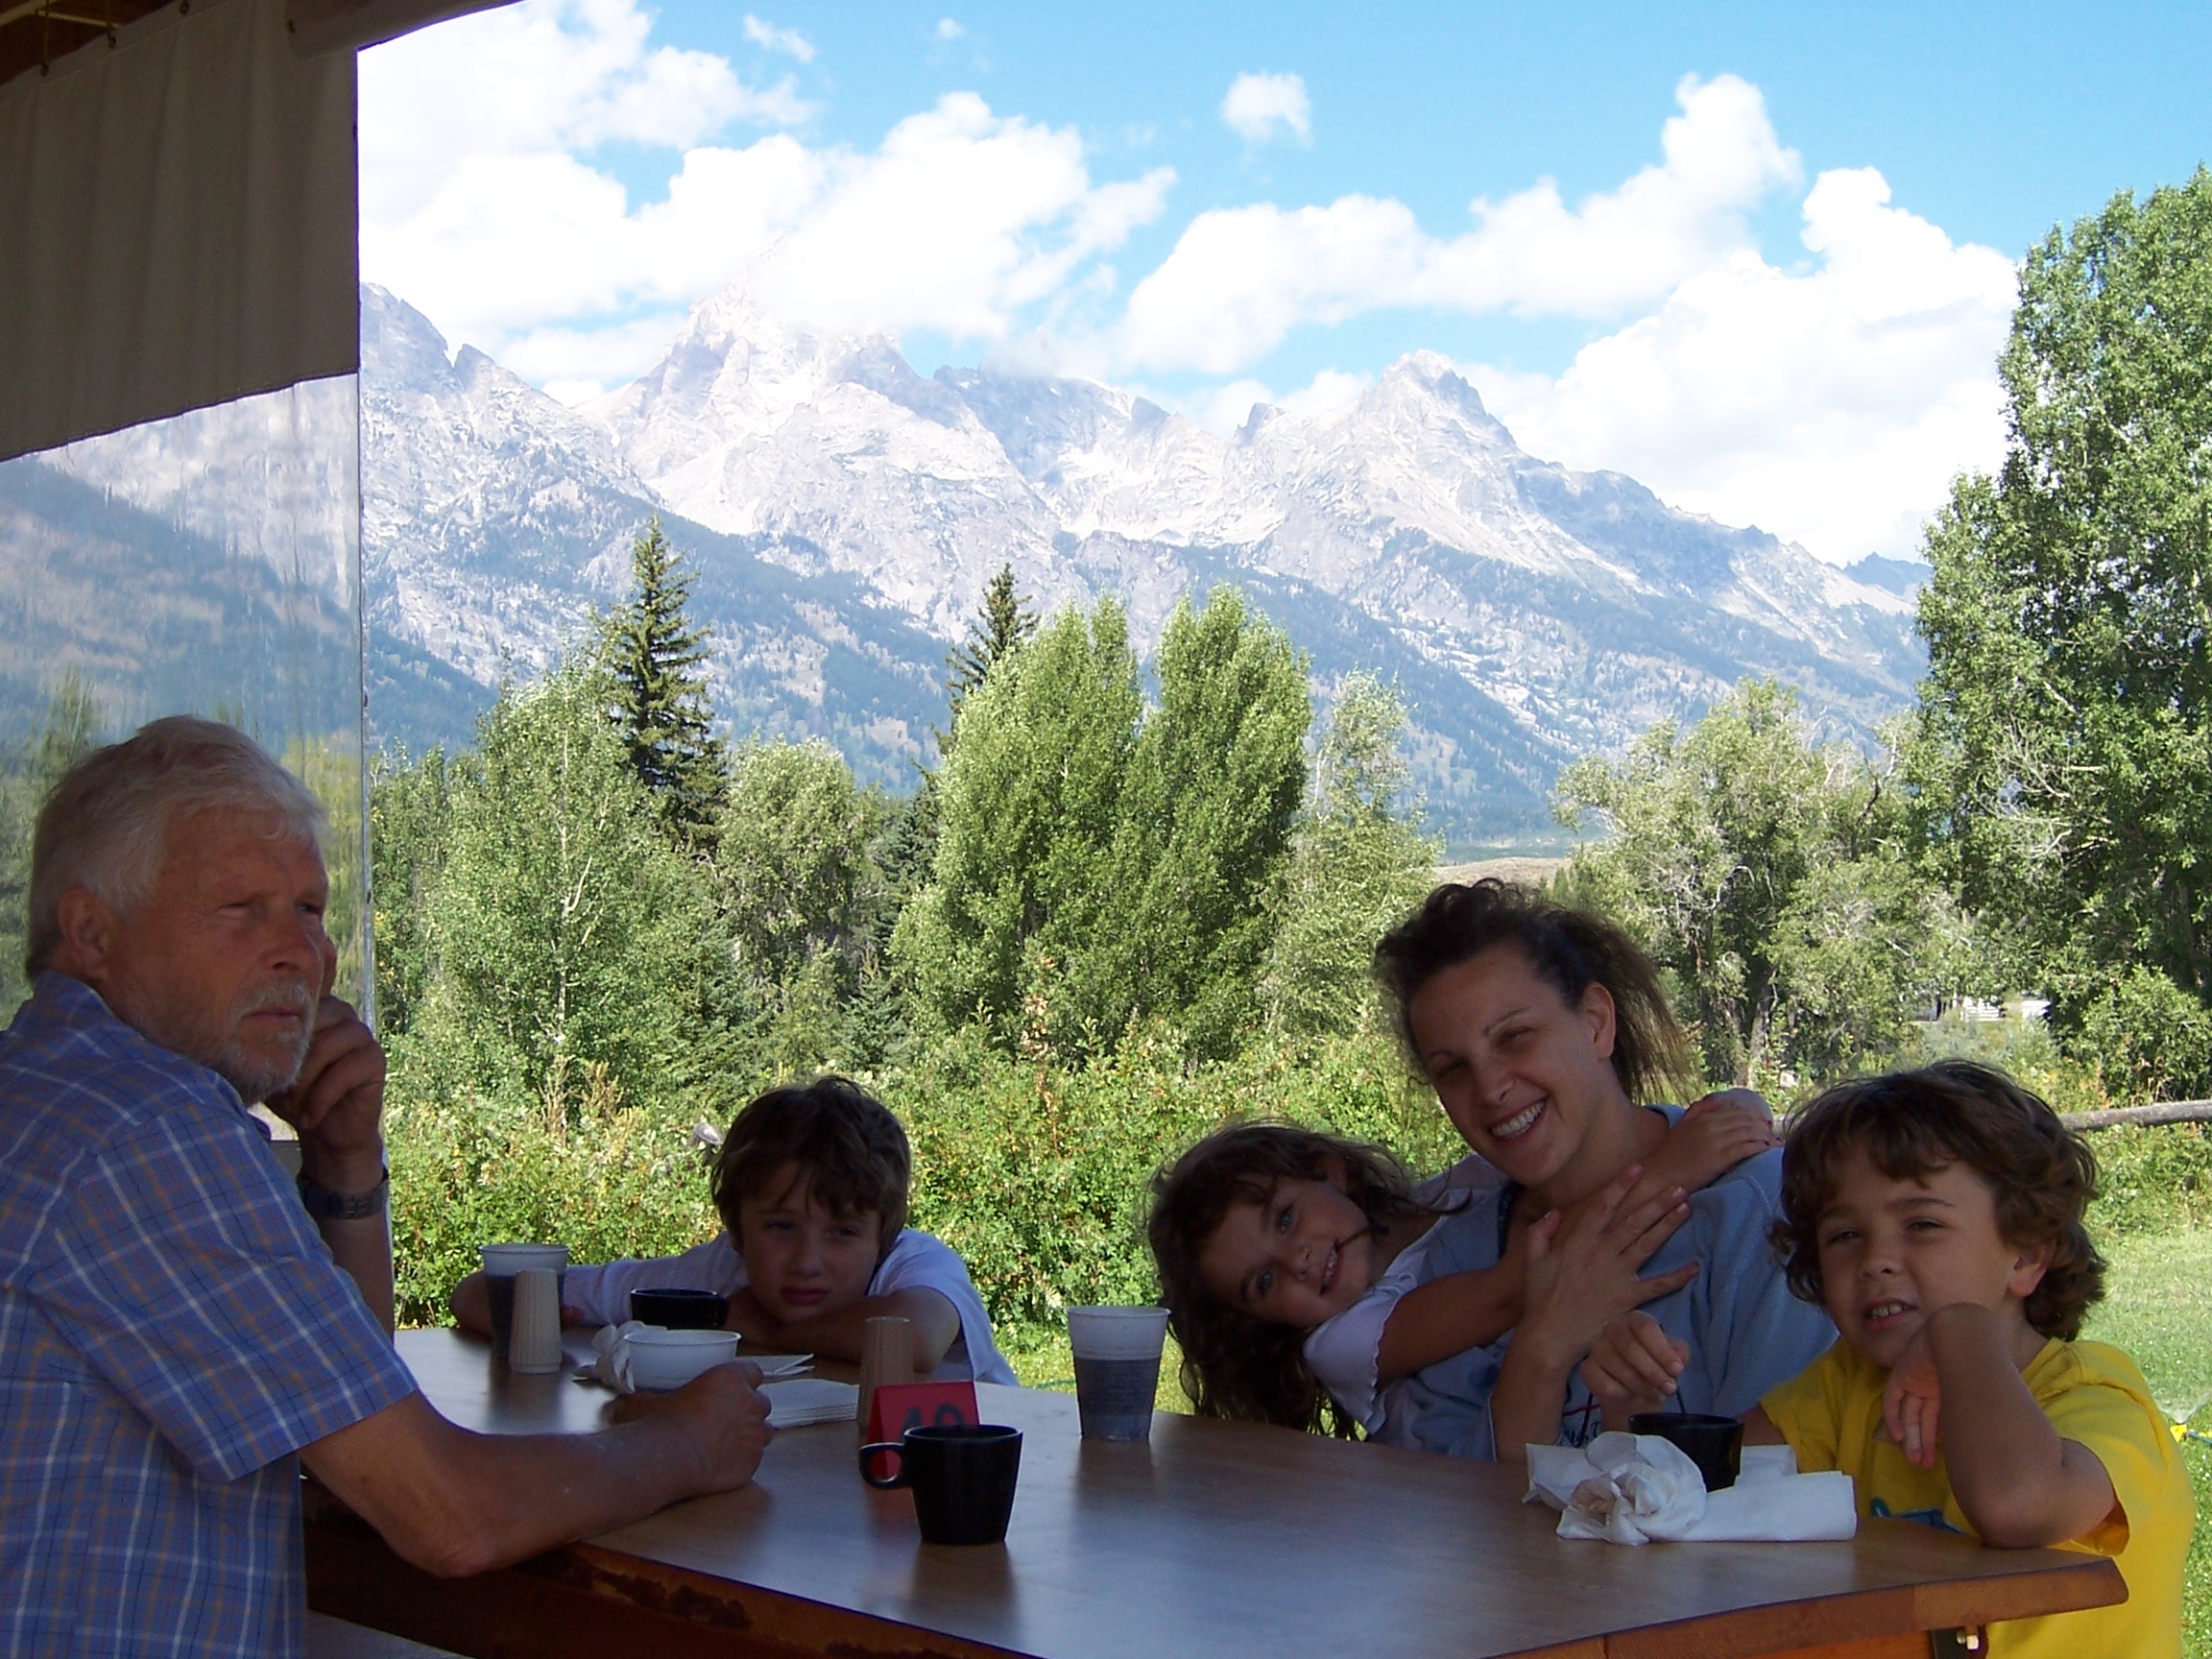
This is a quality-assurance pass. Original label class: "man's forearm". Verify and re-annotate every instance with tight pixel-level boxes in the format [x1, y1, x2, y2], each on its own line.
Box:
[302, 1141, 396, 1334]
[303, 1385, 763, 1577]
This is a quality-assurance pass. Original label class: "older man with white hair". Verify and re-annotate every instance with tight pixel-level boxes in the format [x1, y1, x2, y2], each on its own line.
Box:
[0, 716, 771, 1659]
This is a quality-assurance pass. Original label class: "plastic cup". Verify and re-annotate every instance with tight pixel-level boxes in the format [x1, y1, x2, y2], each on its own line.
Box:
[1066, 1306, 1169, 1441]
[479, 1243, 570, 1358]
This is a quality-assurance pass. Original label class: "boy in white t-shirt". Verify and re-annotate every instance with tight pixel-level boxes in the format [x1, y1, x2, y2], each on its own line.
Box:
[451, 1077, 1014, 1384]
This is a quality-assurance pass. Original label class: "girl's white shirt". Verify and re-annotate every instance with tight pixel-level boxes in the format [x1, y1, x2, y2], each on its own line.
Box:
[1300, 1153, 1508, 1435]
[561, 1228, 1018, 1386]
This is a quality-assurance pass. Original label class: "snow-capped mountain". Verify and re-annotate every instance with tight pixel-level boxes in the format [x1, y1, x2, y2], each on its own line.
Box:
[565, 277, 1921, 837]
[12, 278, 1927, 845]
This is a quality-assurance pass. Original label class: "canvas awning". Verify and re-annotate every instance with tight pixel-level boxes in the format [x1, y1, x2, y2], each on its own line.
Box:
[0, 0, 510, 463]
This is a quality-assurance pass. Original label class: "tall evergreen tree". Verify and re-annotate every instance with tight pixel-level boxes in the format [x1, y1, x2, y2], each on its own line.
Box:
[941, 564, 1038, 747]
[604, 518, 725, 848]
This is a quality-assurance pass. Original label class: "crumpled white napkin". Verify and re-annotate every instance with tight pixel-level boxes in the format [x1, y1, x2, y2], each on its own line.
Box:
[571, 1323, 813, 1394]
[1526, 1431, 1857, 1545]
[573, 1320, 647, 1392]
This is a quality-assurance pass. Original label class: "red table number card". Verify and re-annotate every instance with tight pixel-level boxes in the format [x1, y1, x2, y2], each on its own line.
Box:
[863, 1381, 981, 1479]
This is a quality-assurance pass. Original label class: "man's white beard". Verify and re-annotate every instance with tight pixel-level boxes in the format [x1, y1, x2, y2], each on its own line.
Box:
[152, 977, 316, 1104]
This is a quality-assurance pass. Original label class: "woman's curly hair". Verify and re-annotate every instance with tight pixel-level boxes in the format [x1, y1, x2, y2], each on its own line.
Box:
[1147, 1122, 1430, 1437]
[1772, 1061, 2105, 1340]
[1372, 878, 1695, 1101]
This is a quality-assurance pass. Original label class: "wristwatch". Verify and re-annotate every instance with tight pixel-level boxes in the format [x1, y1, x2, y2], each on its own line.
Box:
[298, 1166, 389, 1221]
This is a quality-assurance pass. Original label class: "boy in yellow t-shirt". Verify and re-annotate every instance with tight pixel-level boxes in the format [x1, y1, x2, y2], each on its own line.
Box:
[1583, 1061, 2193, 1659]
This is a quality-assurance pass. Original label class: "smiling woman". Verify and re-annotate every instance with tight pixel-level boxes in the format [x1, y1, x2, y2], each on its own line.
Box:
[1369, 879, 1835, 1462]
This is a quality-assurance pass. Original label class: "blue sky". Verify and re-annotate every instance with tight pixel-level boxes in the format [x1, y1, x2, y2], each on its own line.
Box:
[360, 2, 2212, 564]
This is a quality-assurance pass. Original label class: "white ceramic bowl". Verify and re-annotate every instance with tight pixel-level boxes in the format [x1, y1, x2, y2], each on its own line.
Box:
[627, 1328, 740, 1390]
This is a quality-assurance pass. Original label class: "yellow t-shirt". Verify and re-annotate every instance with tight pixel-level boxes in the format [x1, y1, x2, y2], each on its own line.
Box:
[1762, 1336, 2193, 1659]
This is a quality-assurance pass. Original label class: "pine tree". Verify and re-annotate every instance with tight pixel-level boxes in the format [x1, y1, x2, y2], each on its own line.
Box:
[604, 518, 726, 849]
[942, 564, 1038, 746]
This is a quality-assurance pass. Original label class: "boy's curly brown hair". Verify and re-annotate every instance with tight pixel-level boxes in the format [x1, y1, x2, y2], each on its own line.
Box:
[1772, 1061, 2105, 1340]
[1148, 1121, 1433, 1438]
[709, 1075, 910, 1257]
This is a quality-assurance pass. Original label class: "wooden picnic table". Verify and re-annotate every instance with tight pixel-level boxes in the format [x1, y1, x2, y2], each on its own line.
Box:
[304, 1329, 2124, 1659]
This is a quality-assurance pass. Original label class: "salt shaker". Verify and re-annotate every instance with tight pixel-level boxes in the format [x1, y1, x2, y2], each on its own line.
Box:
[857, 1314, 912, 1428]
[508, 1266, 565, 1374]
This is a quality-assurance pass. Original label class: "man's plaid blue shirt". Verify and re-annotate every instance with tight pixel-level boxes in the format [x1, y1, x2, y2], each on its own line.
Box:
[0, 974, 416, 1657]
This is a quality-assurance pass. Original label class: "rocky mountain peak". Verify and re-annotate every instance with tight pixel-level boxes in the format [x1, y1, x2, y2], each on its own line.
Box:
[72, 276, 1922, 843]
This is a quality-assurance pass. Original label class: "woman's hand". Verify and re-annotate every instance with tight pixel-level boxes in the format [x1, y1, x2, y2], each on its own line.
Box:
[1581, 1310, 1691, 1430]
[1515, 1165, 1697, 1374]
[1638, 1090, 1776, 1199]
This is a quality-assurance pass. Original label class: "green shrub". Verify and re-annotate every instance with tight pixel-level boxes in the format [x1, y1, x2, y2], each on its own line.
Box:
[2086, 1121, 2212, 1245]
[892, 1027, 1455, 1340]
[2074, 968, 2212, 1104]
[387, 1051, 717, 1326]
[387, 1025, 1459, 1341]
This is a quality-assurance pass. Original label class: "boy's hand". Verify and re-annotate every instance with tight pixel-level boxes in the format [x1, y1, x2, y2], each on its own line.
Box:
[1637, 1091, 1776, 1201]
[1581, 1310, 1691, 1430]
[1883, 1325, 1945, 1468]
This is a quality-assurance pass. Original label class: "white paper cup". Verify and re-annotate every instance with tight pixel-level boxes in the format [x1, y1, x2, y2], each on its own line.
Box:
[627, 1328, 740, 1391]
[1066, 1307, 1169, 1440]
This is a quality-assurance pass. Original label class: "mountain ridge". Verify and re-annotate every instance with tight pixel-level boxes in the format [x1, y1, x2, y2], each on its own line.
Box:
[21, 279, 1930, 847]
[375, 279, 1932, 841]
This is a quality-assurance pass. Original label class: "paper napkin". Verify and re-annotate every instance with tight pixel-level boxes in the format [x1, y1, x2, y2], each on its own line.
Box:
[1526, 1432, 1856, 1544]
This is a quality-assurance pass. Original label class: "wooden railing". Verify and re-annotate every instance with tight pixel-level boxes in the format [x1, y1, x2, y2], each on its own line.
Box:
[2063, 1100, 2212, 1130]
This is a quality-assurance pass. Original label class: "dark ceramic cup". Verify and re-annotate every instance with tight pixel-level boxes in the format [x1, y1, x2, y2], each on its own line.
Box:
[630, 1287, 730, 1330]
[858, 1424, 1023, 1545]
[1630, 1411, 1743, 1491]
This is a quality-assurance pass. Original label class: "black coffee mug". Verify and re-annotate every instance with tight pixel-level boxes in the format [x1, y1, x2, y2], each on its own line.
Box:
[1630, 1411, 1743, 1491]
[630, 1287, 730, 1330]
[858, 1424, 1022, 1545]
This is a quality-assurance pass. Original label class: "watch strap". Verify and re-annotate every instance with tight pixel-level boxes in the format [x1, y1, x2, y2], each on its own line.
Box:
[298, 1166, 389, 1221]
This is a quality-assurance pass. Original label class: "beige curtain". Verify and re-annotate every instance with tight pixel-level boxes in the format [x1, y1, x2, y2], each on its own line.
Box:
[0, 0, 355, 463]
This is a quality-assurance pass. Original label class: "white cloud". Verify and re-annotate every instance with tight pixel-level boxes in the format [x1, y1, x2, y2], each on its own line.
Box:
[935, 17, 965, 41]
[362, 8, 1172, 387]
[1124, 73, 1797, 373]
[1279, 367, 1369, 421]
[503, 312, 692, 400]
[1183, 368, 1369, 435]
[1221, 71, 1311, 146]
[1191, 378, 1276, 435]
[1475, 167, 2016, 562]
[742, 14, 814, 61]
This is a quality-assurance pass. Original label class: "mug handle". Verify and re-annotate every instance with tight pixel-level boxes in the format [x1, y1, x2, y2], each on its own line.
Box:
[858, 1441, 909, 1488]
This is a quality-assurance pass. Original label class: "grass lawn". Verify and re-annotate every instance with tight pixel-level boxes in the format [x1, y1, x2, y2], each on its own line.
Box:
[2081, 1225, 2212, 1657]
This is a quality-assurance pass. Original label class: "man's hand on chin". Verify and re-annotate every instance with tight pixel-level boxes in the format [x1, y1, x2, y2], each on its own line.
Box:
[266, 997, 387, 1189]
